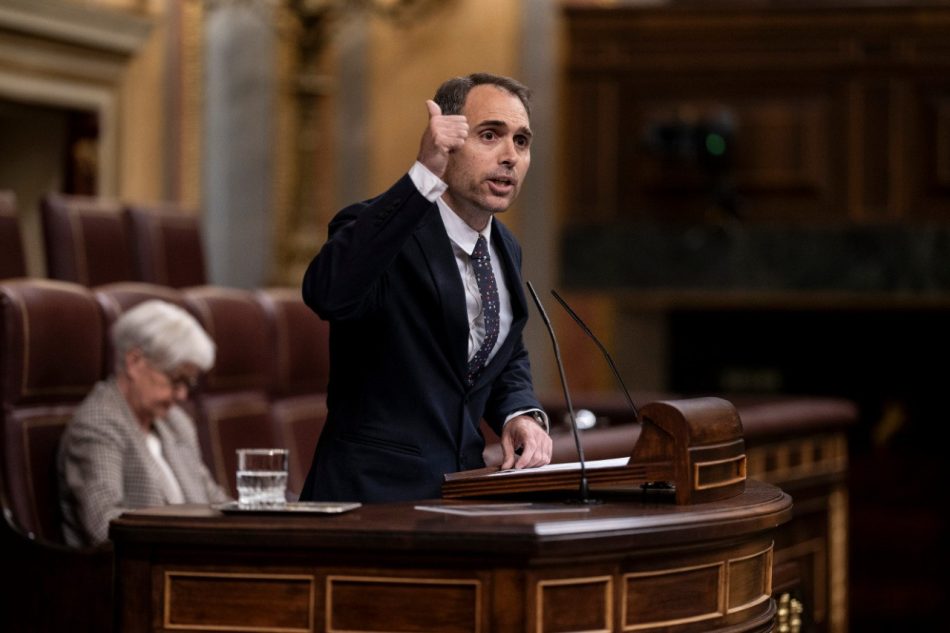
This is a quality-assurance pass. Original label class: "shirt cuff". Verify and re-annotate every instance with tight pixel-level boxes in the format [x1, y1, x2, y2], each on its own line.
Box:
[408, 161, 448, 202]
[503, 409, 550, 433]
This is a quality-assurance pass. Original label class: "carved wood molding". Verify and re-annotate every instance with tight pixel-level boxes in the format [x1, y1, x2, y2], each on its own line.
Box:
[0, 0, 151, 55]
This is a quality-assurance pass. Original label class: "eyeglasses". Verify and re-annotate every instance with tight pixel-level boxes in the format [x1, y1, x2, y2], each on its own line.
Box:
[144, 357, 200, 394]
[163, 371, 200, 393]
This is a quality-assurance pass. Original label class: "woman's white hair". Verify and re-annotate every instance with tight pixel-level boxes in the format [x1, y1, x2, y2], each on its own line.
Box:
[112, 300, 215, 373]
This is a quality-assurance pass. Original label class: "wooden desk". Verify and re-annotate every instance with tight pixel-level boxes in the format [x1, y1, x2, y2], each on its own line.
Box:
[111, 480, 790, 633]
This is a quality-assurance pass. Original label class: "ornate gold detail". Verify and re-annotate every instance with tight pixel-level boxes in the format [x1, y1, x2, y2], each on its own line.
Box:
[776, 592, 804, 633]
[828, 485, 849, 633]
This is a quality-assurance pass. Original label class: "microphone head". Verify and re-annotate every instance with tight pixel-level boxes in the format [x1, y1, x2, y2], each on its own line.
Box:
[567, 409, 597, 431]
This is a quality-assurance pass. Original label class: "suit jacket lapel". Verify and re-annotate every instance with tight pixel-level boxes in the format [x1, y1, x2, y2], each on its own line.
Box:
[412, 206, 469, 384]
[107, 381, 171, 504]
[493, 227, 527, 322]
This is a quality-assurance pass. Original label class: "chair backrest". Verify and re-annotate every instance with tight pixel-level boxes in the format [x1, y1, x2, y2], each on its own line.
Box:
[0, 279, 104, 542]
[255, 287, 330, 397]
[125, 202, 207, 288]
[269, 393, 326, 496]
[183, 286, 276, 495]
[41, 193, 135, 286]
[0, 191, 27, 280]
[255, 287, 330, 494]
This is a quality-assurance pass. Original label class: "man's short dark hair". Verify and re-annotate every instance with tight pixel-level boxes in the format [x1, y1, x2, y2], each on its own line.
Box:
[433, 73, 531, 118]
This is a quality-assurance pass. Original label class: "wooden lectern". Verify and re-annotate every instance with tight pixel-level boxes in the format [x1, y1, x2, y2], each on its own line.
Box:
[444, 397, 747, 505]
[112, 481, 790, 633]
[110, 397, 792, 632]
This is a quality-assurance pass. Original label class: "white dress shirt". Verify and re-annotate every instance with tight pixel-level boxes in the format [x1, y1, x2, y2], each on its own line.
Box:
[145, 431, 186, 504]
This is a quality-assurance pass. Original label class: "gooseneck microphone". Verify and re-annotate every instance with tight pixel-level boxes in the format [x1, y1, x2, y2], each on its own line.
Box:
[526, 281, 595, 504]
[550, 291, 674, 494]
[550, 289, 640, 419]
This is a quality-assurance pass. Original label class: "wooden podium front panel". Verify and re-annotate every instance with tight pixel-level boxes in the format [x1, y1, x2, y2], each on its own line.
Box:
[163, 571, 314, 631]
[536, 576, 613, 633]
[619, 541, 773, 632]
[327, 576, 481, 633]
[623, 563, 724, 629]
[112, 481, 790, 633]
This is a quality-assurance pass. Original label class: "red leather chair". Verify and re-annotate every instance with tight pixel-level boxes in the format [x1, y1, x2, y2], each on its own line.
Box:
[183, 286, 277, 495]
[0, 191, 27, 280]
[255, 287, 330, 495]
[41, 193, 135, 286]
[125, 202, 207, 288]
[0, 279, 112, 632]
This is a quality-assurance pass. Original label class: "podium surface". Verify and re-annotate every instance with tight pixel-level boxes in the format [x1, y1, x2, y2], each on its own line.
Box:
[111, 479, 791, 633]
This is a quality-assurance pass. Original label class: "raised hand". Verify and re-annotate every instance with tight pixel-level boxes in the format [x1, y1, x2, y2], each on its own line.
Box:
[417, 99, 468, 178]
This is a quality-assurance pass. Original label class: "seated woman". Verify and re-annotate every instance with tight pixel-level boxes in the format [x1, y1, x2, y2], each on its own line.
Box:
[58, 300, 230, 547]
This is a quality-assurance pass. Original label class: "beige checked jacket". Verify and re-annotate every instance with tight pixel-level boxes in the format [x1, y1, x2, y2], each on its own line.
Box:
[58, 379, 229, 547]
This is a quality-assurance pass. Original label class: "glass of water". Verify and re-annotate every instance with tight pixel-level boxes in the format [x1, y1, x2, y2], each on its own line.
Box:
[236, 448, 289, 508]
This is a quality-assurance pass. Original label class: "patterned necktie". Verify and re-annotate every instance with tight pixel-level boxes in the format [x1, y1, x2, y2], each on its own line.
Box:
[466, 235, 499, 385]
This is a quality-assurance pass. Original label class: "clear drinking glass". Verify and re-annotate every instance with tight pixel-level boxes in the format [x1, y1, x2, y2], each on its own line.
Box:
[236, 448, 289, 508]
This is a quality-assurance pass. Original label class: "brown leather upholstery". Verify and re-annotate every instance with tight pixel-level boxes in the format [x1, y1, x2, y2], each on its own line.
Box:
[125, 202, 207, 288]
[0, 191, 27, 280]
[270, 393, 326, 496]
[0, 280, 114, 631]
[184, 286, 276, 495]
[0, 279, 104, 540]
[255, 287, 330, 396]
[255, 287, 330, 494]
[41, 193, 135, 286]
[93, 280, 189, 322]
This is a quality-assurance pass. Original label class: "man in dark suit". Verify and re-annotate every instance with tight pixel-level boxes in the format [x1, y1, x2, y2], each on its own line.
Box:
[300, 73, 552, 503]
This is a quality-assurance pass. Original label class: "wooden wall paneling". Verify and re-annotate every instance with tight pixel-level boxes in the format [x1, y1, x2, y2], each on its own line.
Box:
[911, 77, 950, 219]
[563, 4, 950, 228]
[564, 77, 621, 223]
[854, 80, 902, 221]
[615, 78, 844, 225]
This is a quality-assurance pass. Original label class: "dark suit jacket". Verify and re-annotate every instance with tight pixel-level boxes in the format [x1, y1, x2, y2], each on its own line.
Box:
[299, 174, 542, 502]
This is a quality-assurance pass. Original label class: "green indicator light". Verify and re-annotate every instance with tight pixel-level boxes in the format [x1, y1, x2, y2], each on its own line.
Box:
[705, 133, 726, 156]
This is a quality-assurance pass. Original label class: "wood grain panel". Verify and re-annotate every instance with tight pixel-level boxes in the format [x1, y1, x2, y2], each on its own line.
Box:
[622, 563, 723, 630]
[536, 576, 612, 633]
[164, 571, 313, 631]
[731, 99, 829, 192]
[934, 98, 950, 188]
[327, 576, 481, 633]
[908, 79, 950, 218]
[857, 81, 896, 219]
[565, 4, 950, 226]
[727, 548, 773, 613]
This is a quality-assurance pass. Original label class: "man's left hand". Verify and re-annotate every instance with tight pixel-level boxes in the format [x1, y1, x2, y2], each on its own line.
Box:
[500, 415, 553, 470]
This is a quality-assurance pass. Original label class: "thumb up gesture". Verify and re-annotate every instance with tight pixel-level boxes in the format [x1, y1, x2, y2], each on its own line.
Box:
[417, 100, 468, 178]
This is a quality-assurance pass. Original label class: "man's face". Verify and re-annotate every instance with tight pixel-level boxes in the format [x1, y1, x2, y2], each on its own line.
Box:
[442, 84, 532, 221]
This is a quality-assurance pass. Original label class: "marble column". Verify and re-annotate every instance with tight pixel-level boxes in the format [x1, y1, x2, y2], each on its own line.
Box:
[203, 2, 275, 288]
